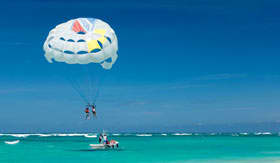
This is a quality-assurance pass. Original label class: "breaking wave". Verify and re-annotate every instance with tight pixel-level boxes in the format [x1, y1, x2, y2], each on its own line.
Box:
[84, 134, 97, 138]
[10, 134, 30, 138]
[5, 140, 20, 145]
[136, 134, 152, 137]
[172, 133, 192, 136]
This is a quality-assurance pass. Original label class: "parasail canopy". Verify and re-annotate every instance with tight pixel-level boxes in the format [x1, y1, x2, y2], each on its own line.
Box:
[43, 18, 118, 69]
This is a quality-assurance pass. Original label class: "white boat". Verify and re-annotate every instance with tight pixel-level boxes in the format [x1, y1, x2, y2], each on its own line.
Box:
[90, 139, 119, 149]
[5, 140, 20, 144]
[89, 144, 107, 149]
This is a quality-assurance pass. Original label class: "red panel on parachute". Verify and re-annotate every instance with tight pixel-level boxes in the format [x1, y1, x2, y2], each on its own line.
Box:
[72, 20, 86, 33]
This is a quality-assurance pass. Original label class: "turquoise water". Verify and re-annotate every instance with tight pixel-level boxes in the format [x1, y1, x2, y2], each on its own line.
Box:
[1, 133, 280, 163]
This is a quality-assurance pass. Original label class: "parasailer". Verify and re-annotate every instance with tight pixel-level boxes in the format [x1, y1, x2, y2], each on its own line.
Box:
[43, 18, 118, 119]
[85, 107, 90, 120]
[91, 104, 97, 117]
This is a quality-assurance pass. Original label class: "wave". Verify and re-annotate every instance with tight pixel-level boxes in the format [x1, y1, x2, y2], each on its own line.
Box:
[112, 134, 121, 136]
[5, 140, 20, 145]
[10, 134, 29, 138]
[262, 132, 272, 135]
[161, 134, 167, 136]
[84, 134, 97, 138]
[239, 133, 248, 135]
[136, 134, 152, 137]
[172, 133, 192, 136]
[38, 134, 52, 137]
[254, 132, 262, 135]
[253, 132, 272, 136]
[66, 134, 85, 136]
[55, 133, 87, 137]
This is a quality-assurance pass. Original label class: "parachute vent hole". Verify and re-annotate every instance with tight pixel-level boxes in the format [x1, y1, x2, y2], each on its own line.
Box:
[77, 39, 86, 42]
[77, 51, 88, 54]
[60, 37, 65, 41]
[90, 49, 101, 53]
[67, 39, 75, 42]
[64, 50, 75, 54]
[97, 40, 103, 49]
[77, 31, 86, 35]
[105, 36, 112, 43]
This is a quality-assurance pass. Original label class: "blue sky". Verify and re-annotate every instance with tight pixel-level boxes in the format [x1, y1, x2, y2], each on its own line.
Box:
[0, 0, 280, 133]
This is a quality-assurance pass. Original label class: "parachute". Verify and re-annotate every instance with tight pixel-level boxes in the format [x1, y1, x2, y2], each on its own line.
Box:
[43, 18, 118, 69]
[43, 18, 118, 104]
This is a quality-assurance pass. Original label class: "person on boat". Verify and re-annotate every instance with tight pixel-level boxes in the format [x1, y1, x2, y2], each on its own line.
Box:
[103, 134, 108, 144]
[98, 134, 103, 143]
[110, 140, 119, 148]
[85, 107, 90, 120]
[91, 104, 96, 117]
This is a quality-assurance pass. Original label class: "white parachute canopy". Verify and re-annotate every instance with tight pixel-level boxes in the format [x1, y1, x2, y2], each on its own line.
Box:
[43, 18, 118, 69]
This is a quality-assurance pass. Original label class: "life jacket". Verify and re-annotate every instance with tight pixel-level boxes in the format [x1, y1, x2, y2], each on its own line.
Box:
[85, 108, 89, 113]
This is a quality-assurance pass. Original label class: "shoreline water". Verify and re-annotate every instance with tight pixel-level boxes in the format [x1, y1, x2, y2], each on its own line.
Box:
[1, 133, 280, 163]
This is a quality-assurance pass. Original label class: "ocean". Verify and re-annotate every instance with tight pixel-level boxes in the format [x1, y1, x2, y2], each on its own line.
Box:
[1, 133, 280, 163]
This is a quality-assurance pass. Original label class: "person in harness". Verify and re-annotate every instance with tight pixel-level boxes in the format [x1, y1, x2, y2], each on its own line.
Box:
[85, 107, 90, 120]
[91, 104, 97, 117]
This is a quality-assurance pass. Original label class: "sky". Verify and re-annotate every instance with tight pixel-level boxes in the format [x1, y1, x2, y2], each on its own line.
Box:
[0, 0, 280, 133]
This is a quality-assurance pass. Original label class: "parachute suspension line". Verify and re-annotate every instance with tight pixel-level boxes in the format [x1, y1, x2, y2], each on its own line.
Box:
[81, 65, 90, 104]
[85, 65, 93, 104]
[85, 65, 100, 105]
[66, 75, 89, 104]
[91, 66, 105, 104]
[93, 86, 100, 104]
[81, 64, 94, 105]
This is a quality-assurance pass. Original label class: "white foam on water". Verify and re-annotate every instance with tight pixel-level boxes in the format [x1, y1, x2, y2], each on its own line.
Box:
[84, 134, 97, 138]
[240, 133, 248, 135]
[262, 132, 271, 135]
[112, 134, 121, 136]
[136, 134, 152, 137]
[254, 132, 262, 135]
[67, 134, 85, 136]
[38, 134, 52, 137]
[172, 133, 192, 136]
[10, 134, 29, 138]
[55, 133, 86, 136]
[5, 140, 20, 145]
[161, 134, 167, 136]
